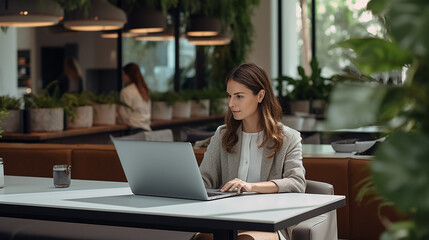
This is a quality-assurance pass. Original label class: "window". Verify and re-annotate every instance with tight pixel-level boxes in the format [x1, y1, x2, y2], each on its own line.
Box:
[314, 0, 386, 77]
[122, 37, 196, 92]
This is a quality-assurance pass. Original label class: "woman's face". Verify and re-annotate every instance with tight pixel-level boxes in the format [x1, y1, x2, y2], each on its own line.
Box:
[122, 71, 131, 84]
[226, 79, 264, 122]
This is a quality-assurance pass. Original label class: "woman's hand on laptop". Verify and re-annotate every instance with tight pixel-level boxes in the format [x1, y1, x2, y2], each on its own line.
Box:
[221, 178, 252, 194]
[221, 178, 279, 194]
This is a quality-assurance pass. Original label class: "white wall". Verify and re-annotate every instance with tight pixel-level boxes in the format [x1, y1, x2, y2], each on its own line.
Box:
[247, 0, 272, 77]
[0, 28, 18, 97]
[247, 0, 300, 79]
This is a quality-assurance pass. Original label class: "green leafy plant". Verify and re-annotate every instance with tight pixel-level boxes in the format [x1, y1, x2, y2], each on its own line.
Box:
[0, 95, 21, 110]
[61, 92, 94, 123]
[276, 58, 333, 101]
[326, 0, 429, 239]
[206, 88, 228, 115]
[24, 81, 62, 109]
[87, 91, 121, 105]
[0, 108, 7, 137]
[150, 91, 181, 106]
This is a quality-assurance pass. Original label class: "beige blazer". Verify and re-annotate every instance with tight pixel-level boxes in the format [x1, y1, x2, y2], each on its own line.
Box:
[200, 123, 306, 193]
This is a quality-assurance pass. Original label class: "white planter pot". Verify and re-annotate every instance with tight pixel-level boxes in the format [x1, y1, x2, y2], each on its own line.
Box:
[281, 115, 304, 131]
[30, 108, 64, 132]
[211, 98, 228, 115]
[290, 100, 310, 115]
[191, 99, 210, 117]
[302, 117, 317, 131]
[311, 99, 326, 115]
[1, 109, 21, 133]
[93, 104, 116, 125]
[173, 101, 191, 118]
[67, 106, 93, 129]
[151, 101, 173, 120]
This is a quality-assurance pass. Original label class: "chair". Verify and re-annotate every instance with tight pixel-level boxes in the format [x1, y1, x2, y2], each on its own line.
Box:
[112, 129, 174, 142]
[291, 180, 338, 240]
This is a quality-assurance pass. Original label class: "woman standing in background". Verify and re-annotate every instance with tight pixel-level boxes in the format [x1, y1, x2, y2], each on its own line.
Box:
[118, 63, 151, 132]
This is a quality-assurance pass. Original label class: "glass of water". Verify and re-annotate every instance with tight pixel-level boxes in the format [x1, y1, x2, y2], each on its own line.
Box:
[53, 165, 71, 188]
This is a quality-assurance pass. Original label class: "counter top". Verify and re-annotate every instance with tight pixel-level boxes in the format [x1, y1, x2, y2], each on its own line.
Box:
[302, 144, 372, 159]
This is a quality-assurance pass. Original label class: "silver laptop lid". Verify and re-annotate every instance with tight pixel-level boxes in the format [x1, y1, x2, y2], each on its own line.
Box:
[113, 139, 210, 200]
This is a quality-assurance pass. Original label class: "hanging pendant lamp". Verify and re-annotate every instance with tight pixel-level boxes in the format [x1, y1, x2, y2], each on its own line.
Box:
[63, 0, 126, 31]
[101, 30, 136, 38]
[101, 24, 135, 38]
[128, 7, 166, 34]
[0, 0, 63, 27]
[134, 25, 175, 41]
[186, 15, 220, 37]
[187, 28, 232, 46]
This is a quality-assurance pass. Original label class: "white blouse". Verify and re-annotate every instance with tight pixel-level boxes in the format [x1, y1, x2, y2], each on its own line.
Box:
[118, 83, 151, 131]
[237, 130, 264, 183]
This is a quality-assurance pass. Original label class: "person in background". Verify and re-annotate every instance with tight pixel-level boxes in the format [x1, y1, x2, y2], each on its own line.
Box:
[58, 57, 83, 96]
[194, 63, 306, 240]
[118, 63, 151, 132]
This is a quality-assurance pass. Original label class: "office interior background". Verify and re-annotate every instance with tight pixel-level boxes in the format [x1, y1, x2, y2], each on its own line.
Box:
[0, 0, 391, 97]
[1, 0, 428, 239]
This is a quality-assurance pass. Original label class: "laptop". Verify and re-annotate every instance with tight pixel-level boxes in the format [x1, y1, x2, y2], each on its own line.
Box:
[112, 139, 240, 201]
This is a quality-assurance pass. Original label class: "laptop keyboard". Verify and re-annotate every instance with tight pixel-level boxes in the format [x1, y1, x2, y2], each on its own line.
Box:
[207, 192, 224, 197]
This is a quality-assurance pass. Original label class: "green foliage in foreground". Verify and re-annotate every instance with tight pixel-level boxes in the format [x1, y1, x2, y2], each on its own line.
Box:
[327, 0, 429, 239]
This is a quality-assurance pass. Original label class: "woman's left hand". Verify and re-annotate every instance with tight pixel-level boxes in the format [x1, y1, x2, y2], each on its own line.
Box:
[221, 178, 253, 194]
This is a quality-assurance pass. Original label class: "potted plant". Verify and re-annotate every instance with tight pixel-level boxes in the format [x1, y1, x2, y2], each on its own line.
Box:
[88, 91, 123, 126]
[189, 89, 210, 117]
[173, 91, 192, 119]
[0, 108, 7, 137]
[208, 88, 228, 116]
[150, 91, 177, 120]
[276, 57, 332, 115]
[0, 95, 22, 133]
[24, 81, 64, 132]
[326, 0, 429, 239]
[61, 92, 93, 129]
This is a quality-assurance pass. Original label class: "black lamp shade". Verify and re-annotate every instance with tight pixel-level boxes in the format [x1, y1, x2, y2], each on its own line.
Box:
[186, 15, 220, 37]
[128, 8, 166, 34]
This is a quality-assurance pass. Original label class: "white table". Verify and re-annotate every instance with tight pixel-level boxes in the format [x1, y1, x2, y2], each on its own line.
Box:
[0, 176, 345, 240]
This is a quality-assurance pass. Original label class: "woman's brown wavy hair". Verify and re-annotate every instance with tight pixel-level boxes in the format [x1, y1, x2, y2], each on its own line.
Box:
[123, 63, 150, 102]
[222, 63, 284, 158]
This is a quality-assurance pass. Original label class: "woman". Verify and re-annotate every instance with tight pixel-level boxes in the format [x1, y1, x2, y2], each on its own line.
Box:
[118, 63, 151, 132]
[58, 57, 83, 96]
[196, 63, 306, 240]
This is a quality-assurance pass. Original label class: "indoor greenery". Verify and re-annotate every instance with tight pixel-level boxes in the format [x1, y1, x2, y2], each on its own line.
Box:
[87, 91, 121, 105]
[0, 108, 7, 137]
[0, 95, 21, 110]
[206, 88, 228, 115]
[150, 91, 180, 106]
[326, 0, 429, 239]
[61, 92, 94, 123]
[24, 81, 62, 109]
[276, 57, 333, 101]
